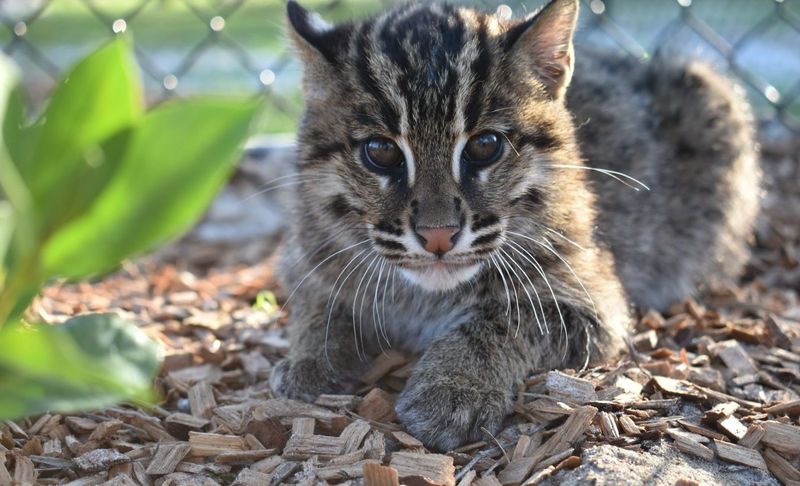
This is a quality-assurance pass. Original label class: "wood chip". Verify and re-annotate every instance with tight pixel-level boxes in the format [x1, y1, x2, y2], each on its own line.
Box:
[364, 430, 387, 461]
[361, 350, 408, 385]
[251, 399, 348, 432]
[341, 420, 372, 453]
[145, 442, 191, 475]
[599, 412, 619, 439]
[363, 462, 400, 486]
[631, 329, 659, 351]
[667, 428, 710, 444]
[499, 457, 536, 486]
[737, 424, 765, 449]
[708, 340, 758, 376]
[0, 456, 12, 485]
[316, 459, 382, 481]
[291, 417, 315, 435]
[627, 398, 679, 410]
[763, 448, 800, 484]
[673, 435, 714, 461]
[245, 417, 287, 450]
[676, 420, 728, 441]
[282, 434, 345, 460]
[216, 449, 276, 464]
[499, 406, 597, 485]
[358, 389, 397, 423]
[188, 382, 217, 418]
[652, 376, 706, 400]
[270, 461, 300, 484]
[328, 449, 366, 466]
[765, 315, 793, 350]
[545, 371, 597, 404]
[165, 413, 210, 432]
[188, 432, 245, 457]
[233, 468, 272, 486]
[536, 448, 575, 471]
[87, 419, 124, 443]
[392, 431, 424, 449]
[73, 448, 130, 473]
[457, 470, 477, 486]
[13, 454, 35, 485]
[315, 395, 362, 410]
[703, 402, 740, 422]
[473, 473, 503, 486]
[42, 438, 63, 457]
[692, 385, 761, 410]
[760, 422, 800, 454]
[65, 417, 99, 434]
[716, 416, 748, 440]
[521, 466, 554, 485]
[64, 472, 109, 485]
[618, 415, 642, 436]
[390, 452, 455, 486]
[764, 399, 800, 416]
[512, 435, 531, 461]
[713, 439, 768, 470]
[20, 436, 42, 456]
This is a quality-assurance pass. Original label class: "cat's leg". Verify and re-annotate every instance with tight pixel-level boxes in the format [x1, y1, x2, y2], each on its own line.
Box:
[395, 300, 605, 451]
[270, 299, 368, 401]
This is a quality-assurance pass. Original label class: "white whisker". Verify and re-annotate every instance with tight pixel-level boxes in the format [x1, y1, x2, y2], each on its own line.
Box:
[489, 254, 511, 316]
[496, 252, 521, 339]
[506, 240, 568, 358]
[504, 240, 550, 334]
[378, 260, 393, 349]
[281, 239, 370, 311]
[543, 164, 650, 191]
[324, 250, 372, 367]
[352, 255, 380, 362]
[528, 225, 588, 253]
[498, 247, 543, 337]
[243, 177, 331, 201]
[534, 237, 599, 324]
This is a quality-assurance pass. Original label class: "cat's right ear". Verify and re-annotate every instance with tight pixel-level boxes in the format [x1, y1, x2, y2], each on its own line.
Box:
[286, 1, 351, 66]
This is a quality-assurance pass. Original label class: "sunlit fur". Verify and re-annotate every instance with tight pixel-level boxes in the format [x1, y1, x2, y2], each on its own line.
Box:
[271, 0, 761, 451]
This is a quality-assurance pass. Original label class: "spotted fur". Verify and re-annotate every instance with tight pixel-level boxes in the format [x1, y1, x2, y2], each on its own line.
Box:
[270, 0, 761, 450]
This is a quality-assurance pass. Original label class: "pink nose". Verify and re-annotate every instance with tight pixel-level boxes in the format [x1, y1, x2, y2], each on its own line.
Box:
[416, 226, 460, 255]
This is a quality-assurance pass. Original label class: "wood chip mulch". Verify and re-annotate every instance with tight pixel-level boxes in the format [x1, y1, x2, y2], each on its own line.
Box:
[1, 142, 799, 486]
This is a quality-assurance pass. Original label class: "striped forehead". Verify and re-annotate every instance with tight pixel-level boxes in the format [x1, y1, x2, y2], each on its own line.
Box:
[350, 5, 492, 133]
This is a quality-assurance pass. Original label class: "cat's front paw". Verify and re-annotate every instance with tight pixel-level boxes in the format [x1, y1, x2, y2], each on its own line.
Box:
[395, 374, 512, 451]
[270, 358, 351, 401]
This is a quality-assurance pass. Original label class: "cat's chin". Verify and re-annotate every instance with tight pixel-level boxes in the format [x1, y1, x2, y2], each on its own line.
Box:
[399, 262, 482, 291]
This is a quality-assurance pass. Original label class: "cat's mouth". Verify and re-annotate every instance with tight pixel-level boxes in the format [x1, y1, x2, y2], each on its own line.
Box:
[396, 259, 483, 291]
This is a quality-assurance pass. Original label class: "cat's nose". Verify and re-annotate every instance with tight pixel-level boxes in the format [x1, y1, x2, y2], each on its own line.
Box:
[415, 226, 460, 256]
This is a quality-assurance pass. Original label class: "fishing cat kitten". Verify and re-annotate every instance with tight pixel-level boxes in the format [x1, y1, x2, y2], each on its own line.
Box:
[270, 0, 760, 450]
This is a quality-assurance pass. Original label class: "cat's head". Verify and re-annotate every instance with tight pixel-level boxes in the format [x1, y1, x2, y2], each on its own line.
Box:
[287, 0, 582, 291]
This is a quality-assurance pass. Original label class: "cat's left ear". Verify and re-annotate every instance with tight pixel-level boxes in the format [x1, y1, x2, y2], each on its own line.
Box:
[503, 0, 579, 99]
[286, 1, 352, 65]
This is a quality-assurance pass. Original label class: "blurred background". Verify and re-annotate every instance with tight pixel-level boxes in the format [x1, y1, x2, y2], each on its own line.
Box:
[2, 0, 799, 136]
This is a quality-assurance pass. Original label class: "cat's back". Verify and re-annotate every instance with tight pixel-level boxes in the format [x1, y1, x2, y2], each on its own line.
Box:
[566, 48, 761, 310]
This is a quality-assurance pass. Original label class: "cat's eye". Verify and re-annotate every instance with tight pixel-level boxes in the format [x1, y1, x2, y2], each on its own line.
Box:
[363, 137, 404, 172]
[463, 132, 503, 167]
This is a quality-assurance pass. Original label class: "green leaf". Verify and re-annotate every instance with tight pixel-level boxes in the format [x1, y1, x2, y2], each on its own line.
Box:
[0, 314, 162, 420]
[0, 53, 29, 212]
[0, 53, 20, 134]
[25, 39, 142, 235]
[43, 98, 260, 278]
[0, 201, 12, 278]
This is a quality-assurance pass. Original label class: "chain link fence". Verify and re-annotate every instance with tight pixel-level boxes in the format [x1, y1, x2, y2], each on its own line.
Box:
[2, 0, 799, 134]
